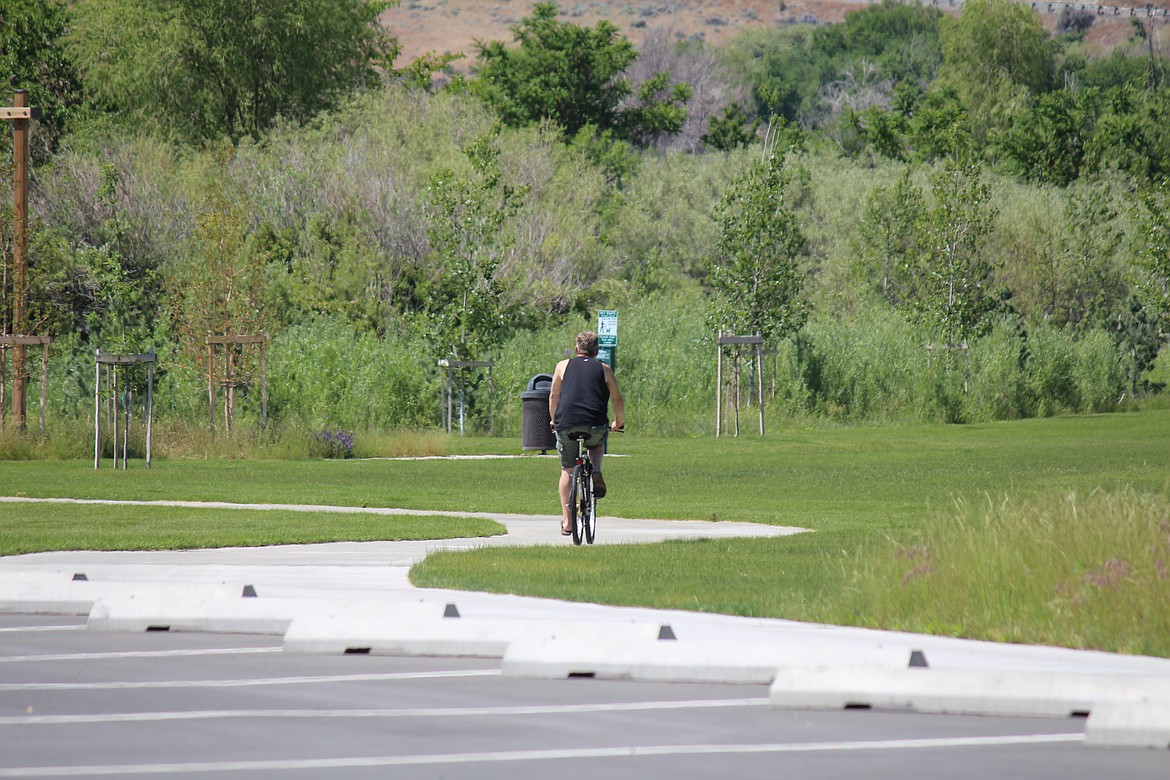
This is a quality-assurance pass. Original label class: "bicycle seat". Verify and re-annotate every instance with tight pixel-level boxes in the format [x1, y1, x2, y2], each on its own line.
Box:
[565, 431, 591, 441]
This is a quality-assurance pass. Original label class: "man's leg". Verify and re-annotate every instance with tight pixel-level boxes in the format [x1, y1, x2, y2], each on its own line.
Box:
[559, 466, 573, 531]
[589, 444, 606, 498]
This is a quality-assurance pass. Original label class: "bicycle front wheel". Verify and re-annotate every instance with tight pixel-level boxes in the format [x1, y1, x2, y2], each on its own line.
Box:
[582, 473, 597, 544]
[569, 465, 584, 546]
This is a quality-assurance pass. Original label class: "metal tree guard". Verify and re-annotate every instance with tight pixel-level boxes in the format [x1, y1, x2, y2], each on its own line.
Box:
[716, 332, 765, 437]
[94, 350, 155, 469]
[438, 358, 494, 435]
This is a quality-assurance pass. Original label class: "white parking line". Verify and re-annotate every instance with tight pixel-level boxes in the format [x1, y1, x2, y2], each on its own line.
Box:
[0, 647, 281, 663]
[0, 625, 85, 633]
[0, 734, 1086, 777]
[0, 668, 501, 691]
[0, 697, 769, 726]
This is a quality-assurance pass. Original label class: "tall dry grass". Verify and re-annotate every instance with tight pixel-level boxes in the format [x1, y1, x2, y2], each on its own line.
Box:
[834, 488, 1170, 655]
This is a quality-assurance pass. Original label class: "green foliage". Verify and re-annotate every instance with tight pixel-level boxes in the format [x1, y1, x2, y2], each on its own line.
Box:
[701, 104, 761, 152]
[721, 1, 941, 126]
[421, 125, 527, 360]
[1000, 88, 1091, 186]
[1133, 176, 1170, 331]
[857, 160, 1000, 342]
[65, 0, 397, 143]
[0, 0, 82, 160]
[938, 0, 1056, 149]
[77, 166, 158, 351]
[267, 315, 435, 430]
[471, 3, 693, 149]
[473, 3, 637, 141]
[707, 153, 809, 345]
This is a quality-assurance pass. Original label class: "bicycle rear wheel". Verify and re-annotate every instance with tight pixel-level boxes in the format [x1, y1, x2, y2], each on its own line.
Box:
[569, 465, 584, 545]
[583, 470, 597, 544]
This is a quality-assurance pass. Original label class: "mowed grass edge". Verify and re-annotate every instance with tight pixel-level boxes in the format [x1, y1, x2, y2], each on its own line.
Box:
[0, 503, 505, 555]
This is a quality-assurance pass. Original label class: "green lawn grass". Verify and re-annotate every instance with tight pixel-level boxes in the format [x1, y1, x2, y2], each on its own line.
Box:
[0, 503, 504, 556]
[2, 410, 1168, 655]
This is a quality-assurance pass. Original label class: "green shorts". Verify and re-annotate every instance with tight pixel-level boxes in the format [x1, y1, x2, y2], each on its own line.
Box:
[555, 425, 609, 469]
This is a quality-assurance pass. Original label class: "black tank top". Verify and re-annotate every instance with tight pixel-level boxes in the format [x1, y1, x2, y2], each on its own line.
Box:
[555, 357, 609, 429]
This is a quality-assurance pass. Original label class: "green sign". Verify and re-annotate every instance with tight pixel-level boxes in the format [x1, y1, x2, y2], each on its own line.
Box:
[597, 309, 617, 347]
[596, 344, 615, 369]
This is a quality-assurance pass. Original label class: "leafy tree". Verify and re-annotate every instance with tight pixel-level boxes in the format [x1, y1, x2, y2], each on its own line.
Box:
[419, 126, 527, 360]
[0, 0, 82, 160]
[702, 104, 762, 152]
[1057, 180, 1127, 332]
[938, 0, 1056, 150]
[1000, 88, 1096, 186]
[857, 168, 927, 308]
[836, 0, 943, 86]
[77, 166, 158, 350]
[859, 160, 1000, 342]
[918, 160, 1002, 341]
[707, 153, 808, 345]
[1082, 84, 1170, 183]
[66, 0, 397, 143]
[472, 3, 688, 147]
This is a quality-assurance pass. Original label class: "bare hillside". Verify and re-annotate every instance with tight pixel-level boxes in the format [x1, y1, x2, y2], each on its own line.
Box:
[382, 0, 1169, 67]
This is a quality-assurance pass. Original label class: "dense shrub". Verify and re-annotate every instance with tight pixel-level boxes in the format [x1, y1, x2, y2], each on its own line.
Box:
[267, 316, 436, 430]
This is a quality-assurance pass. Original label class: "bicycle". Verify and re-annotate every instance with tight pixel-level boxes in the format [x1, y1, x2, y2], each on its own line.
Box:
[565, 427, 621, 545]
[565, 431, 596, 545]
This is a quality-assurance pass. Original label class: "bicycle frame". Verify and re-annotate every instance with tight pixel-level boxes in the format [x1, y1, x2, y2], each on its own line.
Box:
[567, 434, 596, 545]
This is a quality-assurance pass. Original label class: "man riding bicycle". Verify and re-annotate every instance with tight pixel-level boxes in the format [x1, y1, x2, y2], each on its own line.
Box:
[548, 331, 625, 536]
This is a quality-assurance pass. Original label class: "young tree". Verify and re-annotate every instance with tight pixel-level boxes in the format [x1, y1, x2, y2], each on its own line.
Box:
[859, 160, 1000, 343]
[66, 0, 397, 143]
[420, 126, 526, 361]
[707, 153, 808, 345]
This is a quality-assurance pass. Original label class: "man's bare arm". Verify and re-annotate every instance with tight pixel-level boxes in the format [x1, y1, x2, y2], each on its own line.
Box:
[548, 359, 568, 427]
[604, 364, 625, 430]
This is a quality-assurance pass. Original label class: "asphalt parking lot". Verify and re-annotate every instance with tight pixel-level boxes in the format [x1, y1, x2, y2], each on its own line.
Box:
[3, 614, 1168, 780]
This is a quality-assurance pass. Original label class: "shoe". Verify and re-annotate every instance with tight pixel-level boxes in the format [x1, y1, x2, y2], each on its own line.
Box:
[561, 521, 572, 535]
[592, 471, 606, 499]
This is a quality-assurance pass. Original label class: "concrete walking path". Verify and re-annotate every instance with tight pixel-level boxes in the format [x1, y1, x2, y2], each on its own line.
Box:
[2, 496, 1169, 748]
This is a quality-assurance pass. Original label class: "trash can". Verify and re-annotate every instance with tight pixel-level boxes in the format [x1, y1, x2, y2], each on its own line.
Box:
[520, 373, 556, 452]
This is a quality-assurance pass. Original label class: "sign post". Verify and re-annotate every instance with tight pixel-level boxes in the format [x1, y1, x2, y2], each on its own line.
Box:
[597, 309, 617, 370]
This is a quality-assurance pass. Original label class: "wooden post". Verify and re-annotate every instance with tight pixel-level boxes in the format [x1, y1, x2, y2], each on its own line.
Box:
[2, 91, 40, 432]
[207, 340, 215, 434]
[259, 338, 268, 429]
[0, 344, 6, 432]
[111, 363, 119, 469]
[39, 340, 48, 436]
[206, 335, 266, 435]
[733, 349, 740, 437]
[438, 359, 494, 435]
